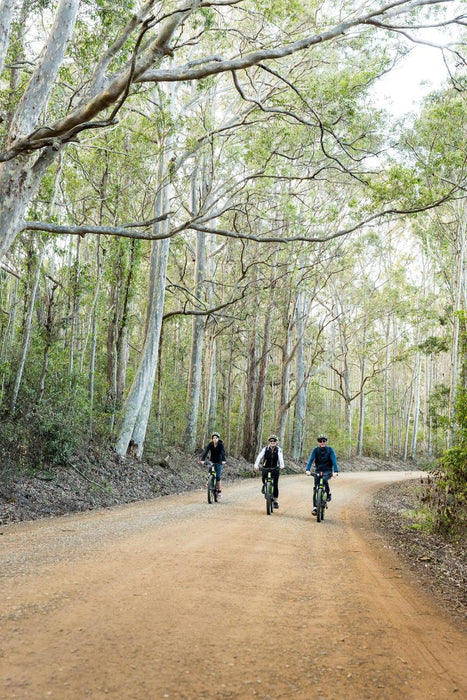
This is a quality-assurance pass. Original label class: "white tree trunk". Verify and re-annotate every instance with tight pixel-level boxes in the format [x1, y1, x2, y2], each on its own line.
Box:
[116, 233, 170, 457]
[448, 200, 466, 445]
[0, 0, 18, 75]
[184, 208, 206, 450]
[115, 151, 171, 457]
[411, 353, 422, 460]
[292, 290, 307, 460]
[10, 245, 45, 412]
[383, 315, 391, 457]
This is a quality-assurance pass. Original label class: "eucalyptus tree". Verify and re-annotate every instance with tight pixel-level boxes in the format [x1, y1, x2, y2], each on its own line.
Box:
[1, 0, 462, 263]
[403, 87, 467, 446]
[183, 161, 208, 451]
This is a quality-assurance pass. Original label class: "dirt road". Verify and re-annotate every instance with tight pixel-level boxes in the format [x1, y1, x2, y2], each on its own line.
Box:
[1, 471, 466, 699]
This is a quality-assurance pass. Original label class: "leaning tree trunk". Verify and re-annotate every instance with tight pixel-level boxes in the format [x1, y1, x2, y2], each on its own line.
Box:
[114, 150, 171, 458]
[0, 0, 80, 259]
[115, 233, 170, 458]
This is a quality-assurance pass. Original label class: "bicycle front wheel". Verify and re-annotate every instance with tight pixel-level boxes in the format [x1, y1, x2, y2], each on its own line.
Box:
[207, 476, 215, 504]
[316, 489, 324, 522]
[265, 484, 273, 515]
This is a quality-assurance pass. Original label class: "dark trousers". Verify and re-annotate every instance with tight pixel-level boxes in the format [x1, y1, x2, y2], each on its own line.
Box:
[262, 467, 280, 499]
[313, 470, 332, 506]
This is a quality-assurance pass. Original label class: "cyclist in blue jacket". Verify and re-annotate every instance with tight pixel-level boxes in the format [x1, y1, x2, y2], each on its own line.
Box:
[305, 434, 338, 514]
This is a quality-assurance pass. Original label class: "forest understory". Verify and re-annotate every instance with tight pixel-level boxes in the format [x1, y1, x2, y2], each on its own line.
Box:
[0, 447, 465, 628]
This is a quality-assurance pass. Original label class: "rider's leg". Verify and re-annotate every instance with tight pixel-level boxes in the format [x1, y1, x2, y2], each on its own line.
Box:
[272, 470, 279, 500]
[313, 473, 320, 506]
[324, 471, 332, 497]
[215, 463, 223, 493]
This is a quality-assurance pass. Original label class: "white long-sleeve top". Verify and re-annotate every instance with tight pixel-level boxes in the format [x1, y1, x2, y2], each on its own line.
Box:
[254, 445, 285, 470]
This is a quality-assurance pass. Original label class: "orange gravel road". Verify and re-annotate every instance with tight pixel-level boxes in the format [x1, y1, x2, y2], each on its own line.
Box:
[1, 471, 466, 699]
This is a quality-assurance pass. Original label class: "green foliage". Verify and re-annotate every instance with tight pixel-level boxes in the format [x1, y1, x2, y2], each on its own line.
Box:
[418, 336, 449, 355]
[421, 313, 466, 540]
[427, 384, 450, 430]
[1, 390, 88, 470]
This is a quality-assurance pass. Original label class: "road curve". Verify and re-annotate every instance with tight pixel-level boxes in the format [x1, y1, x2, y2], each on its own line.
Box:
[1, 471, 466, 699]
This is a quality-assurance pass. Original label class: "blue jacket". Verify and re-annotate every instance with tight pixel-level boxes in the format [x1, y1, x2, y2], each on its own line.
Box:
[306, 446, 338, 473]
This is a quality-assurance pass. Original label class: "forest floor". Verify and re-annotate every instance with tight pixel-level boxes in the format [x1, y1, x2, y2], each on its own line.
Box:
[0, 445, 465, 627]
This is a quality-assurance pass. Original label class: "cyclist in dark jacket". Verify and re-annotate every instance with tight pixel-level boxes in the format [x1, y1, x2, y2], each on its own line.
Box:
[305, 434, 338, 514]
[200, 432, 226, 498]
[254, 434, 285, 509]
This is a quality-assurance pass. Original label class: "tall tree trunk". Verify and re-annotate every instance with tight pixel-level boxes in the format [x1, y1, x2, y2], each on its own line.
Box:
[184, 195, 206, 450]
[357, 354, 366, 457]
[10, 244, 45, 412]
[206, 335, 218, 437]
[292, 290, 307, 460]
[277, 321, 292, 445]
[88, 237, 102, 436]
[383, 315, 391, 457]
[241, 330, 259, 460]
[402, 357, 417, 461]
[250, 294, 275, 459]
[448, 200, 466, 445]
[115, 151, 171, 458]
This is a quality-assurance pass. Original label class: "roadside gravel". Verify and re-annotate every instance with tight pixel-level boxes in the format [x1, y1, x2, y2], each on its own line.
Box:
[1, 446, 464, 627]
[371, 479, 466, 628]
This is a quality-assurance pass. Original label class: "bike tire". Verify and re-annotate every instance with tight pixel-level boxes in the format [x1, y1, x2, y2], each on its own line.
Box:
[265, 484, 273, 515]
[316, 489, 323, 522]
[207, 476, 215, 504]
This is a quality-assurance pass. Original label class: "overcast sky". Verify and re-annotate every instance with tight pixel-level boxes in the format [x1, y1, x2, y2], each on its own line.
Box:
[373, 43, 449, 117]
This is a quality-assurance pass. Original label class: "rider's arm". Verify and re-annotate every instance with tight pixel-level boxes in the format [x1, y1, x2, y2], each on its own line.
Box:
[305, 448, 316, 473]
[200, 443, 211, 462]
[278, 447, 285, 469]
[220, 445, 226, 463]
[254, 447, 266, 470]
[329, 447, 338, 473]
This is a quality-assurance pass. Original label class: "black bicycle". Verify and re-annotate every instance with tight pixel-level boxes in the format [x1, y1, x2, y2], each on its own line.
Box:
[263, 469, 274, 515]
[206, 461, 218, 504]
[312, 470, 327, 522]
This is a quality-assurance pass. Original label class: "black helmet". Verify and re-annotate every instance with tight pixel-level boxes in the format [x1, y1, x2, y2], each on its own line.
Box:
[212, 432, 220, 439]
[317, 434, 328, 441]
[268, 434, 279, 442]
